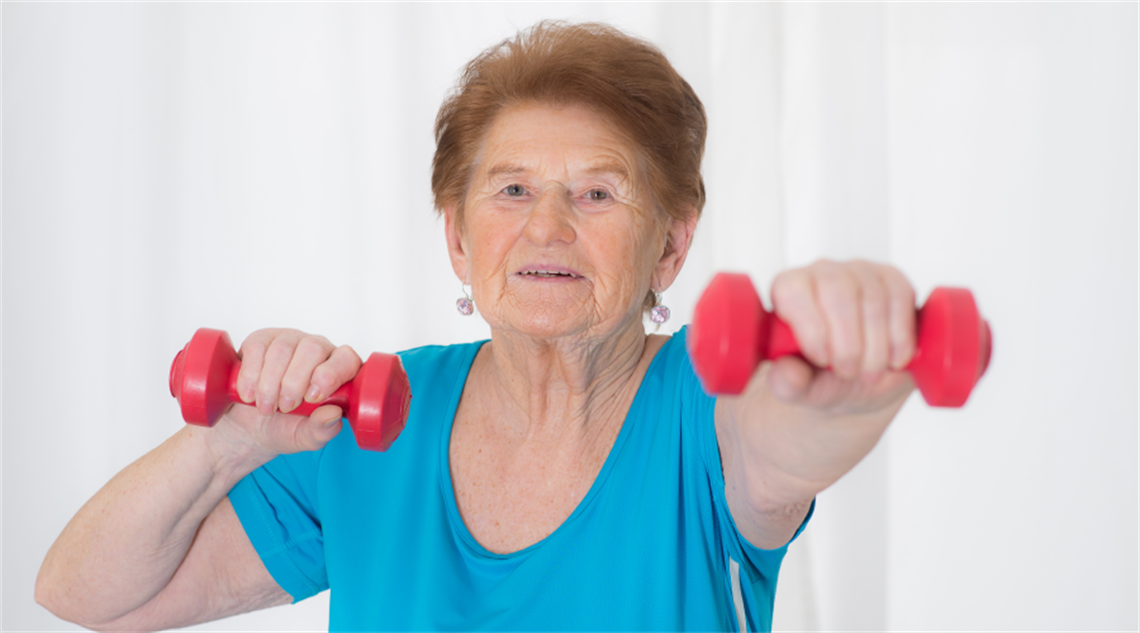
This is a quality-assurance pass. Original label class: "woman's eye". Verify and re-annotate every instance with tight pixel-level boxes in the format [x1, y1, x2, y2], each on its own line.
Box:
[504, 184, 526, 197]
[587, 189, 609, 201]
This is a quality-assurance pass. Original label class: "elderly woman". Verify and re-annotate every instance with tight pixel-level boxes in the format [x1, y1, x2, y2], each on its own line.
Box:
[37, 22, 916, 632]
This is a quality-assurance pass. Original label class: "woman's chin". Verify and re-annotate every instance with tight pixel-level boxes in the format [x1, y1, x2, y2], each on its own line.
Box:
[486, 301, 598, 339]
[483, 286, 639, 341]
[501, 310, 592, 340]
[492, 305, 643, 343]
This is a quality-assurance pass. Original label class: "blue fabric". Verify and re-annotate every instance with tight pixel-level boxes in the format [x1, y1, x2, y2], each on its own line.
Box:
[229, 326, 811, 632]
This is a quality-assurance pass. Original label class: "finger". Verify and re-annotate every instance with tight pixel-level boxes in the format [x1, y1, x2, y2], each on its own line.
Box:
[236, 330, 277, 404]
[256, 332, 303, 416]
[883, 268, 917, 369]
[766, 356, 815, 404]
[299, 405, 344, 452]
[851, 262, 890, 380]
[771, 268, 830, 368]
[307, 345, 364, 403]
[279, 335, 334, 413]
[815, 263, 863, 379]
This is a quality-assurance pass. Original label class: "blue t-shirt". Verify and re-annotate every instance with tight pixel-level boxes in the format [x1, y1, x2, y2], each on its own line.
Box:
[229, 327, 811, 632]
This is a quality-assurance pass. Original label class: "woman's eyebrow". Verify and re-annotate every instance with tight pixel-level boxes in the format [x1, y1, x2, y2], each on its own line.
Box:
[485, 163, 528, 180]
[484, 160, 630, 182]
[583, 160, 630, 181]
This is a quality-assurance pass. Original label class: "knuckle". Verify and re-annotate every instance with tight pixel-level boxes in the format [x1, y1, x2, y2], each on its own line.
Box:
[240, 340, 266, 362]
[311, 365, 337, 390]
[815, 262, 852, 289]
[862, 289, 889, 321]
[338, 345, 363, 364]
[771, 271, 809, 305]
[244, 329, 275, 345]
[861, 276, 887, 303]
[301, 334, 333, 354]
[813, 266, 842, 289]
[819, 284, 857, 317]
[264, 339, 292, 362]
[892, 291, 917, 321]
[884, 269, 915, 299]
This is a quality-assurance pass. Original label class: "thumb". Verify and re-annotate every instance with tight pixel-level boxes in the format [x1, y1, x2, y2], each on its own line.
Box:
[766, 356, 815, 403]
[304, 404, 344, 448]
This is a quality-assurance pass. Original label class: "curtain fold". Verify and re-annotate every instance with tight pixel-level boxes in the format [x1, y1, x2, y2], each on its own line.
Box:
[5, 4, 1136, 631]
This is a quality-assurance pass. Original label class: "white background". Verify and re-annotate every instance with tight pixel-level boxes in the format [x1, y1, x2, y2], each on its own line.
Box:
[3, 3, 1136, 632]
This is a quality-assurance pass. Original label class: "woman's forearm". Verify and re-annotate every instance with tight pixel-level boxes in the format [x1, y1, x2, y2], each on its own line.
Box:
[715, 363, 911, 549]
[35, 425, 270, 628]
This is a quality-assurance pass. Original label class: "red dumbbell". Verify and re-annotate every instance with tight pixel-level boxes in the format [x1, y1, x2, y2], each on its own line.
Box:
[169, 328, 412, 451]
[688, 272, 992, 407]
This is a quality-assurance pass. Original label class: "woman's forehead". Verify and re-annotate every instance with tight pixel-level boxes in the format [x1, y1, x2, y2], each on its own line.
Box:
[475, 103, 641, 180]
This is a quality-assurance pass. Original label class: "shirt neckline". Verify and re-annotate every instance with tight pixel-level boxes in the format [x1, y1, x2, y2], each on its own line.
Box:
[436, 335, 673, 561]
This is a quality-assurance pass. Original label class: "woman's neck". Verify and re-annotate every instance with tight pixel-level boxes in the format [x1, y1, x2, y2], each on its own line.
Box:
[474, 320, 660, 443]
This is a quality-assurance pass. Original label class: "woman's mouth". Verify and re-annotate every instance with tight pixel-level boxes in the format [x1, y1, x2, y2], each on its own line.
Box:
[516, 266, 584, 280]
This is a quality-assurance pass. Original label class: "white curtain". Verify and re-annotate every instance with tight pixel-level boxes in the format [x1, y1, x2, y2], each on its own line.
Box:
[5, 3, 1136, 631]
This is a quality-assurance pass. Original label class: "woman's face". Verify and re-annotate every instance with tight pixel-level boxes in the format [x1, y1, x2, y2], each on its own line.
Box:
[447, 102, 692, 342]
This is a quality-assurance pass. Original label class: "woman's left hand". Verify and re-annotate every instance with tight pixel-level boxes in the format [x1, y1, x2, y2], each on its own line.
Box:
[765, 259, 917, 413]
[715, 260, 919, 549]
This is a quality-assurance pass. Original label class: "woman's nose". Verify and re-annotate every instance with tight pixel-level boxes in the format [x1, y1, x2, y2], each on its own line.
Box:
[523, 189, 576, 246]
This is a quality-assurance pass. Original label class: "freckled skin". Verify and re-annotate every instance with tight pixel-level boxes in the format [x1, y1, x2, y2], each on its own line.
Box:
[443, 103, 696, 554]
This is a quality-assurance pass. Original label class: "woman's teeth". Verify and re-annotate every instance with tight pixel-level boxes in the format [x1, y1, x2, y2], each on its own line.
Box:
[521, 270, 577, 278]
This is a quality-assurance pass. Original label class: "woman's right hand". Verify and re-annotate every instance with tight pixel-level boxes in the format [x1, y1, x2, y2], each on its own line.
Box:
[215, 328, 363, 460]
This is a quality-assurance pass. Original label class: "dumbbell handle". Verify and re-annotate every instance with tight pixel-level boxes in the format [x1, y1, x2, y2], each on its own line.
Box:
[756, 318, 803, 362]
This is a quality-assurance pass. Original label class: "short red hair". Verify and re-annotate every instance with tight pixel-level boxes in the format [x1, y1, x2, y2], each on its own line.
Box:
[431, 21, 707, 229]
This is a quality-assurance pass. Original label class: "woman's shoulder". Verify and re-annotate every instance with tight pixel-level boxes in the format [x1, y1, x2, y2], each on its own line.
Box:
[631, 327, 709, 414]
[649, 326, 695, 377]
[398, 339, 486, 377]
[390, 339, 487, 415]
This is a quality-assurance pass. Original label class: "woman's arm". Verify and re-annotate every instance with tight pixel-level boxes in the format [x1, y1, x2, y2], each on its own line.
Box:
[36, 427, 288, 631]
[36, 329, 360, 630]
[714, 260, 917, 550]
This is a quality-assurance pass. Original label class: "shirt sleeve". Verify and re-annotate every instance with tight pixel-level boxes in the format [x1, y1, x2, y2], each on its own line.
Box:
[228, 442, 330, 603]
[675, 327, 813, 630]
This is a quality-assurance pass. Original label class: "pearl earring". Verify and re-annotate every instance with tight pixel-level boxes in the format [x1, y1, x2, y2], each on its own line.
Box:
[456, 284, 474, 316]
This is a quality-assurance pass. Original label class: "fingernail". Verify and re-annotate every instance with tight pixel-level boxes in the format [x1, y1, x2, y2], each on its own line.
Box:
[258, 399, 274, 416]
[306, 384, 322, 403]
[242, 388, 255, 404]
[322, 416, 341, 428]
[279, 396, 295, 413]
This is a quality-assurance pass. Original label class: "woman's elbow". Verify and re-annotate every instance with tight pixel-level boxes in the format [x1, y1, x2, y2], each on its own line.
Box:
[34, 563, 69, 620]
[35, 567, 123, 632]
[35, 568, 78, 627]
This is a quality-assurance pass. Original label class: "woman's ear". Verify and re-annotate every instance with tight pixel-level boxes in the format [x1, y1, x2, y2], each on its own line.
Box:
[652, 207, 699, 292]
[444, 206, 471, 284]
